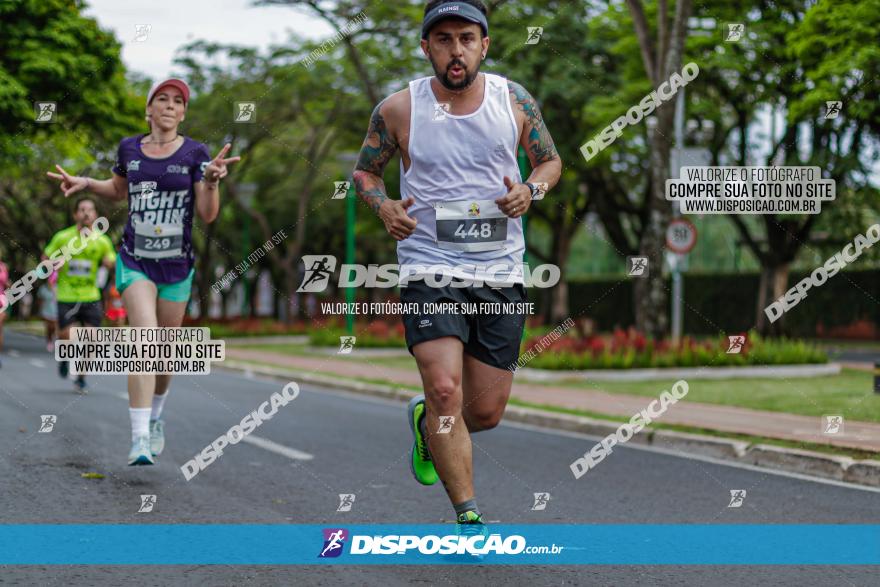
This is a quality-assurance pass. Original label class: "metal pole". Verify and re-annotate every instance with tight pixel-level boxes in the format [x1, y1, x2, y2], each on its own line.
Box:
[671, 88, 685, 344]
[345, 180, 355, 335]
[241, 215, 250, 317]
[518, 146, 529, 263]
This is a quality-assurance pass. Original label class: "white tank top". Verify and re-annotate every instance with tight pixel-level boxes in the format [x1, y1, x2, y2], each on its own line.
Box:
[397, 72, 525, 285]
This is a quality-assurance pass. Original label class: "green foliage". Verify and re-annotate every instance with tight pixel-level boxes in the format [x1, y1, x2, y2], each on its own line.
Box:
[564, 268, 880, 337]
[527, 330, 827, 370]
[308, 325, 406, 348]
[0, 0, 142, 162]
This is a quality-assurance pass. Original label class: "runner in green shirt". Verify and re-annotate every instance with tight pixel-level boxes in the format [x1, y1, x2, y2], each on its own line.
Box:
[42, 197, 116, 393]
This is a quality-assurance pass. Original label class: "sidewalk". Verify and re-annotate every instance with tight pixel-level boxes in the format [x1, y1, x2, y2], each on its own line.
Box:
[226, 348, 880, 453]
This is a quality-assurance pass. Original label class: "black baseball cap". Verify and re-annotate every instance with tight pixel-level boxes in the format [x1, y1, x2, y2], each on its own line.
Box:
[421, 2, 489, 39]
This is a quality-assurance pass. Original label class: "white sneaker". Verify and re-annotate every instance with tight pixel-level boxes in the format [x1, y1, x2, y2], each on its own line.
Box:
[149, 420, 165, 456]
[128, 435, 155, 466]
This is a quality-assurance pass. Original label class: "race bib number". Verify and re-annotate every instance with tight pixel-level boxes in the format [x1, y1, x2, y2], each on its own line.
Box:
[133, 222, 183, 259]
[67, 259, 93, 277]
[435, 199, 507, 252]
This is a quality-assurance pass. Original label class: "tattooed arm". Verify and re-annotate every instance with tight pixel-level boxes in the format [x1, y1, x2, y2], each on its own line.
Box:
[353, 99, 398, 214]
[507, 80, 562, 197]
[352, 95, 418, 240]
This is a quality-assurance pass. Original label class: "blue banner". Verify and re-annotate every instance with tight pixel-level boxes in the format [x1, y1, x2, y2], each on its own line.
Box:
[1, 525, 877, 565]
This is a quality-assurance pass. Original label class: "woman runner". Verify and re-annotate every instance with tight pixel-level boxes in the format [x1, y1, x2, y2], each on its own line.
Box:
[47, 78, 239, 465]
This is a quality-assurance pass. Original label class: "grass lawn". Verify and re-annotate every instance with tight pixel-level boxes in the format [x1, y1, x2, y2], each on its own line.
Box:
[555, 370, 880, 423]
[226, 356, 879, 460]
[231, 343, 880, 423]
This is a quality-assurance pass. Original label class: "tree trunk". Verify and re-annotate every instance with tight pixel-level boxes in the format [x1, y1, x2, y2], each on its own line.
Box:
[635, 128, 673, 339]
[548, 228, 573, 323]
[755, 262, 789, 336]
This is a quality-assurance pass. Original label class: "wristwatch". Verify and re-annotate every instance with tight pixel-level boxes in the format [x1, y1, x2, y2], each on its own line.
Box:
[525, 182, 545, 200]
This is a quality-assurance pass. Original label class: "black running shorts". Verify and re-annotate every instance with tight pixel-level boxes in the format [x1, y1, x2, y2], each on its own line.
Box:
[57, 301, 104, 329]
[401, 277, 527, 370]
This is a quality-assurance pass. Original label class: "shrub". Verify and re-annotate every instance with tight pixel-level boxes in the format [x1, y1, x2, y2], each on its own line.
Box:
[523, 329, 827, 370]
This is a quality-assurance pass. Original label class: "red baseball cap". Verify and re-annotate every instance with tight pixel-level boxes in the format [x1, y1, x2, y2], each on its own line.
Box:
[147, 78, 191, 105]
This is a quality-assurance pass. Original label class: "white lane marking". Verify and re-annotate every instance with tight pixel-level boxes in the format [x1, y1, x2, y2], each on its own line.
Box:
[29, 359, 46, 368]
[9, 349, 20, 357]
[241, 435, 314, 461]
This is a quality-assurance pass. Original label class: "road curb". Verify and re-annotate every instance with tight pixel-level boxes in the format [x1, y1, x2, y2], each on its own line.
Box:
[220, 360, 880, 489]
[517, 362, 841, 382]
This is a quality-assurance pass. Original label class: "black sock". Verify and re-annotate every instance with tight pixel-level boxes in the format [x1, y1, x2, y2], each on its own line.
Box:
[454, 499, 481, 521]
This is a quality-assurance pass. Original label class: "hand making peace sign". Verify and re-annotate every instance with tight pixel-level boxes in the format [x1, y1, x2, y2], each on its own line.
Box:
[46, 165, 89, 198]
[202, 143, 241, 183]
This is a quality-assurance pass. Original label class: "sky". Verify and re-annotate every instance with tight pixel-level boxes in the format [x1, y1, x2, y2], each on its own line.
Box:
[83, 0, 333, 80]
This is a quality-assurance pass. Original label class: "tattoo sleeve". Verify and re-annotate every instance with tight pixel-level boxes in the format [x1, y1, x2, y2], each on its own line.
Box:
[508, 80, 559, 165]
[353, 100, 399, 215]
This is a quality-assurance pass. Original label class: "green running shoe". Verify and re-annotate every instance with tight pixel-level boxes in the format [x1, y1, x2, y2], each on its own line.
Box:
[456, 511, 489, 557]
[407, 395, 438, 485]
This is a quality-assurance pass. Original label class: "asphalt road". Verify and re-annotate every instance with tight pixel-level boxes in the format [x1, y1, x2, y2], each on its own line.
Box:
[1, 330, 878, 586]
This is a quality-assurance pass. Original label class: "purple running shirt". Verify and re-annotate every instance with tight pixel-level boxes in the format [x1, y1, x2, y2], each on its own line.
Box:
[112, 134, 212, 284]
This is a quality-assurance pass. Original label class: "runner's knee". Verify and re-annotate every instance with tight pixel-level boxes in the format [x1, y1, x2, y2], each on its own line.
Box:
[424, 376, 462, 412]
[464, 405, 504, 431]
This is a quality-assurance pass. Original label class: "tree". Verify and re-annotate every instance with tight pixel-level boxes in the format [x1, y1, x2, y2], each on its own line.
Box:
[0, 0, 141, 281]
[625, 0, 693, 338]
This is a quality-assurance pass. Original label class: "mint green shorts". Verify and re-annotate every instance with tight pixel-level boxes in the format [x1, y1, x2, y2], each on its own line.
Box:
[116, 257, 195, 303]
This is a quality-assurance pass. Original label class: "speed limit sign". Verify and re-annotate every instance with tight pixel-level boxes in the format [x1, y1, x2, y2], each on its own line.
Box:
[666, 219, 697, 254]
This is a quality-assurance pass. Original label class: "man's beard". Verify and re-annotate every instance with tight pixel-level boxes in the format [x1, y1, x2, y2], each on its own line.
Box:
[431, 57, 481, 90]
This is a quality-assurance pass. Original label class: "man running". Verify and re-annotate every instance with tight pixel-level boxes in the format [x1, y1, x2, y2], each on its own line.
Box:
[352, 0, 561, 532]
[42, 197, 116, 393]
